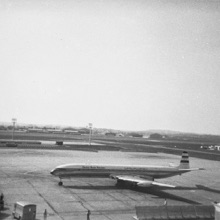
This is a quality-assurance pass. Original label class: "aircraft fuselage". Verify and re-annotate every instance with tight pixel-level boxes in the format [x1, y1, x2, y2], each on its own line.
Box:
[50, 164, 189, 179]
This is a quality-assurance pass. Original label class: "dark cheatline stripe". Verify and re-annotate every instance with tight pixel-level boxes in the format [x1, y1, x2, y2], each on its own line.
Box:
[56, 167, 184, 179]
[182, 155, 189, 159]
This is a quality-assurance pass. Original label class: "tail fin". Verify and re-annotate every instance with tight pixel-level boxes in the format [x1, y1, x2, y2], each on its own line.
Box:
[178, 151, 190, 169]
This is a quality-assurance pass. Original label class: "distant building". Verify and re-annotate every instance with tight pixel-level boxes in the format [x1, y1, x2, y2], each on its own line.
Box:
[47, 129, 63, 134]
[149, 133, 163, 139]
[116, 133, 124, 137]
[0, 126, 7, 130]
[27, 128, 44, 133]
[64, 130, 80, 135]
[215, 145, 220, 151]
[105, 132, 116, 137]
[128, 133, 143, 138]
[78, 128, 90, 134]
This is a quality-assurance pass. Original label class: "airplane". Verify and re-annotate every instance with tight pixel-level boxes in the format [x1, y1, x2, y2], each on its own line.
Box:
[50, 151, 204, 188]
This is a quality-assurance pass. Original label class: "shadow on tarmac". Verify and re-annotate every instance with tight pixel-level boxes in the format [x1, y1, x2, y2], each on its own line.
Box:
[0, 207, 12, 220]
[64, 184, 201, 205]
[64, 185, 117, 190]
[136, 187, 201, 205]
[196, 185, 220, 194]
[168, 186, 203, 190]
[0, 213, 11, 220]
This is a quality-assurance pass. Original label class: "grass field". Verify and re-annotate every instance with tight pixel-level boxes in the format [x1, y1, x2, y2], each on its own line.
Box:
[0, 130, 220, 161]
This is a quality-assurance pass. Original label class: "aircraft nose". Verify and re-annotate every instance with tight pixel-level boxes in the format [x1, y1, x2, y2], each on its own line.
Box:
[50, 169, 55, 175]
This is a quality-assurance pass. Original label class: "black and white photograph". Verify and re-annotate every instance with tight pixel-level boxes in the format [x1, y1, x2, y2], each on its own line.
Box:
[0, 0, 220, 219]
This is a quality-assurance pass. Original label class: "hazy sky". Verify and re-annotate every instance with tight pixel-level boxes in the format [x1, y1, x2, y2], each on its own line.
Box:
[0, 0, 220, 134]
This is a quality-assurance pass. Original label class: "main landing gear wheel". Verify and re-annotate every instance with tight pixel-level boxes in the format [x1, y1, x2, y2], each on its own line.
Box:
[130, 182, 137, 189]
[116, 180, 124, 188]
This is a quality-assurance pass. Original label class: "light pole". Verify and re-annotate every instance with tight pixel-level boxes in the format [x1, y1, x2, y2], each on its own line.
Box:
[12, 118, 17, 140]
[88, 123, 93, 146]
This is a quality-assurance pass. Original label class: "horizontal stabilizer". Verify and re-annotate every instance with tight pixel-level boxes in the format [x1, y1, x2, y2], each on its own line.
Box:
[179, 168, 205, 171]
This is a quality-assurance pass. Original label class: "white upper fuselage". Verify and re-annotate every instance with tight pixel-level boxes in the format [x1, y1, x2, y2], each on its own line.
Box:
[50, 163, 189, 179]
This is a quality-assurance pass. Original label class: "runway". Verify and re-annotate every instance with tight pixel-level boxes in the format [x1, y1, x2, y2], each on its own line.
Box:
[0, 148, 219, 220]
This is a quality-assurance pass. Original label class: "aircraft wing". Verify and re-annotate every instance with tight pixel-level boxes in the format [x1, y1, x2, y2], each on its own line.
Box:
[111, 175, 176, 188]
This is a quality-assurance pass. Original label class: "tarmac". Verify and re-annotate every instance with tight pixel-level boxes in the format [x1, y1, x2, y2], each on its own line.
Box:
[0, 148, 220, 220]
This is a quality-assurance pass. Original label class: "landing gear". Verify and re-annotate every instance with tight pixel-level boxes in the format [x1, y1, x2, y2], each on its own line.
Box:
[116, 180, 137, 189]
[58, 179, 63, 186]
[130, 182, 137, 189]
[116, 180, 124, 188]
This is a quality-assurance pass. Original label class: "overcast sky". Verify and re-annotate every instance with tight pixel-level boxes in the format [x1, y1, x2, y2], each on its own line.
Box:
[0, 0, 220, 134]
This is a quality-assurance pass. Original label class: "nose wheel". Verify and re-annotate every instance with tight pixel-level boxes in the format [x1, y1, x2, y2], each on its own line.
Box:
[58, 179, 63, 186]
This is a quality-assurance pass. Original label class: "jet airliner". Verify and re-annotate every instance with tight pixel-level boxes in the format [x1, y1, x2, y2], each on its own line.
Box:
[50, 151, 204, 188]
